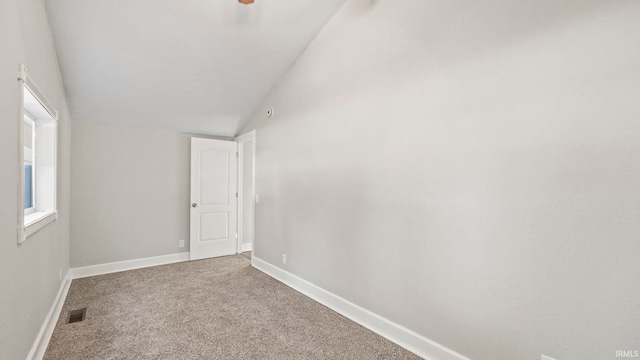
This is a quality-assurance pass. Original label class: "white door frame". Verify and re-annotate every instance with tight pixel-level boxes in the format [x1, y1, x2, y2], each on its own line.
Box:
[235, 130, 256, 254]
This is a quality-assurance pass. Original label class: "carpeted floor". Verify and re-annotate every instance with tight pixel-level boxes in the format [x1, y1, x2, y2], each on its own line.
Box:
[44, 254, 421, 359]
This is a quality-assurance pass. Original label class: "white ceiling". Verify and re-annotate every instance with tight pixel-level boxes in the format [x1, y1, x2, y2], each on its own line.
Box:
[46, 0, 346, 137]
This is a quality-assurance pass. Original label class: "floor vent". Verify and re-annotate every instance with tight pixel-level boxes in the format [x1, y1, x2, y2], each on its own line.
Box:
[67, 308, 87, 324]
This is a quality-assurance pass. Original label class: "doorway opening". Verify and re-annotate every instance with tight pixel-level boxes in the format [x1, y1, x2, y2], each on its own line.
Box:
[236, 130, 256, 260]
[189, 132, 256, 262]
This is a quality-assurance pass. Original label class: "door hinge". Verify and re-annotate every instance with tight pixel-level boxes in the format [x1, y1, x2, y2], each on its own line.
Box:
[236, 152, 238, 157]
[236, 192, 238, 198]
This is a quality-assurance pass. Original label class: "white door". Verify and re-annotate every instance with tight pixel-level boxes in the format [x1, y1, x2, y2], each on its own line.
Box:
[190, 138, 237, 261]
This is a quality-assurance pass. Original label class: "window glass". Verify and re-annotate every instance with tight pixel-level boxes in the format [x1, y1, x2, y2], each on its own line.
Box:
[24, 164, 33, 209]
[23, 116, 35, 212]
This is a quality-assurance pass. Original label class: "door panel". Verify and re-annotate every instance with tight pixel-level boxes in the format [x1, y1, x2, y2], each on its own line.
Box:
[200, 149, 229, 205]
[200, 213, 229, 241]
[190, 138, 237, 260]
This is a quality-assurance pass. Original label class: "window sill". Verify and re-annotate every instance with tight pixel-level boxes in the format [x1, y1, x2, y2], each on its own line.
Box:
[22, 210, 57, 242]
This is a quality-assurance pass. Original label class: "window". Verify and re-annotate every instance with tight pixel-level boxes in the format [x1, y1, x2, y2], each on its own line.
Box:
[18, 65, 58, 243]
[24, 115, 35, 214]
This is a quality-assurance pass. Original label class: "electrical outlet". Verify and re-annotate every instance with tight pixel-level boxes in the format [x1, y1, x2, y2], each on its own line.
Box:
[542, 355, 557, 360]
[179, 240, 185, 248]
[282, 254, 287, 264]
[255, 194, 259, 203]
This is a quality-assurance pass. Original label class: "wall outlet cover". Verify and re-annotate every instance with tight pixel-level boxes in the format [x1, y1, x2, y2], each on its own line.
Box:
[179, 240, 185, 248]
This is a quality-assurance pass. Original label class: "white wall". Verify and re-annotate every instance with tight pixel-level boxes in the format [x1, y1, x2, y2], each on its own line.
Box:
[71, 121, 191, 267]
[240, 0, 640, 359]
[0, 0, 72, 358]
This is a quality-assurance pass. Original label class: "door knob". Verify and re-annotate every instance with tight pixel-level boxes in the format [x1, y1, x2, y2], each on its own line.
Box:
[192, 203, 197, 208]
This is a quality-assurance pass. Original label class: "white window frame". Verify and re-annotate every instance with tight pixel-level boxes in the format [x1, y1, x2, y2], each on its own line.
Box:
[17, 65, 58, 243]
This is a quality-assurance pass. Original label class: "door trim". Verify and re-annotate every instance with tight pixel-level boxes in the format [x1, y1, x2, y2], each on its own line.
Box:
[235, 130, 256, 255]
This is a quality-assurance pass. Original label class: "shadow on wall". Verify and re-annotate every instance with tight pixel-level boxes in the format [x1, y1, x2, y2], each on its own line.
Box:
[350, 0, 381, 14]
[278, 0, 621, 122]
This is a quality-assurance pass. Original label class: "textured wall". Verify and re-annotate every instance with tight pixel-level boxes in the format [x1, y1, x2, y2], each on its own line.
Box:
[70, 121, 191, 267]
[0, 0, 72, 358]
[240, 0, 640, 359]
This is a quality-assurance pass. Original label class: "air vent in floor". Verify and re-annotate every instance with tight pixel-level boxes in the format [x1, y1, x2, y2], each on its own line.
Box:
[67, 308, 87, 324]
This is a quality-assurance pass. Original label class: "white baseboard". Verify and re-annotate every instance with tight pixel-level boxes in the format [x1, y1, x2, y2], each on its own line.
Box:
[26, 270, 72, 360]
[241, 243, 252, 252]
[251, 257, 470, 360]
[70, 252, 190, 279]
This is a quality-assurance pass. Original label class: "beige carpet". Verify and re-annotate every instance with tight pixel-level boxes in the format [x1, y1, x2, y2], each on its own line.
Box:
[45, 255, 421, 359]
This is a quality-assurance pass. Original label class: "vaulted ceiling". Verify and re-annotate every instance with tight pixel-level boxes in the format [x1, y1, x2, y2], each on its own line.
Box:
[46, 0, 346, 136]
